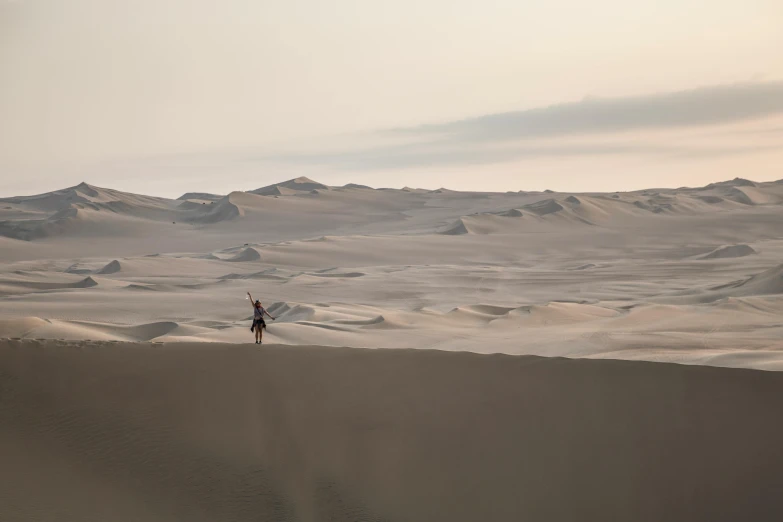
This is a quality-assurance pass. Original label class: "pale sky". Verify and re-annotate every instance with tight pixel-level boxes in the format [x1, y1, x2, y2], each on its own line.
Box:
[1, 0, 782, 197]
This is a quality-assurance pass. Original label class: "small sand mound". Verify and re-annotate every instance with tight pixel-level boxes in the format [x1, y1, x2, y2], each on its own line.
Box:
[266, 302, 291, 315]
[310, 271, 365, 278]
[565, 196, 581, 205]
[737, 264, 783, 294]
[177, 192, 223, 201]
[65, 264, 92, 275]
[224, 247, 261, 262]
[0, 317, 50, 337]
[445, 307, 501, 325]
[705, 177, 757, 189]
[97, 260, 121, 274]
[270, 303, 315, 322]
[74, 277, 98, 288]
[122, 321, 182, 341]
[463, 304, 516, 316]
[701, 245, 757, 260]
[695, 195, 725, 204]
[2, 276, 98, 292]
[256, 185, 284, 196]
[724, 187, 755, 205]
[220, 269, 283, 281]
[252, 176, 329, 195]
[524, 199, 564, 216]
[571, 264, 597, 271]
[440, 219, 471, 235]
[499, 209, 523, 217]
[511, 302, 618, 325]
[713, 264, 783, 296]
[124, 284, 171, 291]
[334, 315, 387, 327]
[188, 196, 242, 223]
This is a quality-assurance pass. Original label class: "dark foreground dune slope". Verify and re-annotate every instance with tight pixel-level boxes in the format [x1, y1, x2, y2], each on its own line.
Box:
[1, 340, 782, 522]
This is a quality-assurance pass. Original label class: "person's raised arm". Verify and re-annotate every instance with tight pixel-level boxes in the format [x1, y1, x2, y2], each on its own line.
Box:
[247, 292, 253, 307]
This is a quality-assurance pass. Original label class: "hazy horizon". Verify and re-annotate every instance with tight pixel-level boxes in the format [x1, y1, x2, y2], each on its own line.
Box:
[2, 0, 782, 197]
[4, 169, 783, 200]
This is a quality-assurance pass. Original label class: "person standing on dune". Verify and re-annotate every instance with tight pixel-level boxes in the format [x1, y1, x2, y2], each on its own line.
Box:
[247, 292, 276, 344]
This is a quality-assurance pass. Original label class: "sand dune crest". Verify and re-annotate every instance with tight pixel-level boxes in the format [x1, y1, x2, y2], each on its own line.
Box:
[700, 245, 757, 259]
[96, 259, 122, 274]
[223, 247, 261, 262]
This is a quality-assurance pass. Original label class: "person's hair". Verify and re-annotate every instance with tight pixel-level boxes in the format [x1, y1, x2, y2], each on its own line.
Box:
[255, 300, 261, 305]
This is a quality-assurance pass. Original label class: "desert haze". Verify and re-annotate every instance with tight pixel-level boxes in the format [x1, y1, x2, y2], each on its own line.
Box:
[2, 176, 783, 521]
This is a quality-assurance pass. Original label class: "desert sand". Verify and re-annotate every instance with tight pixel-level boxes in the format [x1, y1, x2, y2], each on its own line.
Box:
[2, 176, 783, 369]
[2, 177, 783, 520]
[2, 339, 783, 522]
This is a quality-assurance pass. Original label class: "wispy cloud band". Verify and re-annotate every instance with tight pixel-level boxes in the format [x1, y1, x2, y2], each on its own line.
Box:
[397, 82, 783, 141]
[261, 82, 783, 171]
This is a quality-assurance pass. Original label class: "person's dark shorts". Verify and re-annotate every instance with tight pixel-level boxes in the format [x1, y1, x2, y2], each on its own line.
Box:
[252, 318, 266, 330]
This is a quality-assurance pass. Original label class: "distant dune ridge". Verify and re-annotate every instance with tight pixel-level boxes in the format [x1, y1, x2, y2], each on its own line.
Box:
[2, 176, 782, 241]
[251, 176, 330, 196]
[177, 192, 224, 202]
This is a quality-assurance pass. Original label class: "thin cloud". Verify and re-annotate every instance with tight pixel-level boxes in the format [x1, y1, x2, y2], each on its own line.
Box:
[394, 82, 783, 141]
[92, 81, 783, 175]
[257, 82, 783, 171]
[264, 141, 780, 171]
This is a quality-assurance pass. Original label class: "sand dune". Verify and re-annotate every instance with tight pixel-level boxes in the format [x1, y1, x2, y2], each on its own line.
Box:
[0, 182, 166, 214]
[440, 218, 471, 235]
[703, 177, 757, 188]
[3, 176, 782, 255]
[0, 188, 200, 242]
[0, 317, 222, 341]
[525, 197, 566, 215]
[2, 340, 782, 522]
[220, 268, 286, 280]
[314, 271, 365, 278]
[3, 177, 783, 519]
[2, 176, 783, 368]
[0, 275, 97, 293]
[714, 264, 783, 296]
[186, 193, 243, 223]
[439, 193, 683, 235]
[729, 186, 783, 206]
[700, 244, 757, 259]
[96, 259, 122, 274]
[223, 247, 262, 262]
[177, 192, 224, 202]
[252, 176, 330, 196]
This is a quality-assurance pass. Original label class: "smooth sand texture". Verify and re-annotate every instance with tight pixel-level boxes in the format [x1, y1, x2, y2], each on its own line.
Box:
[1, 339, 782, 522]
[2, 177, 783, 369]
